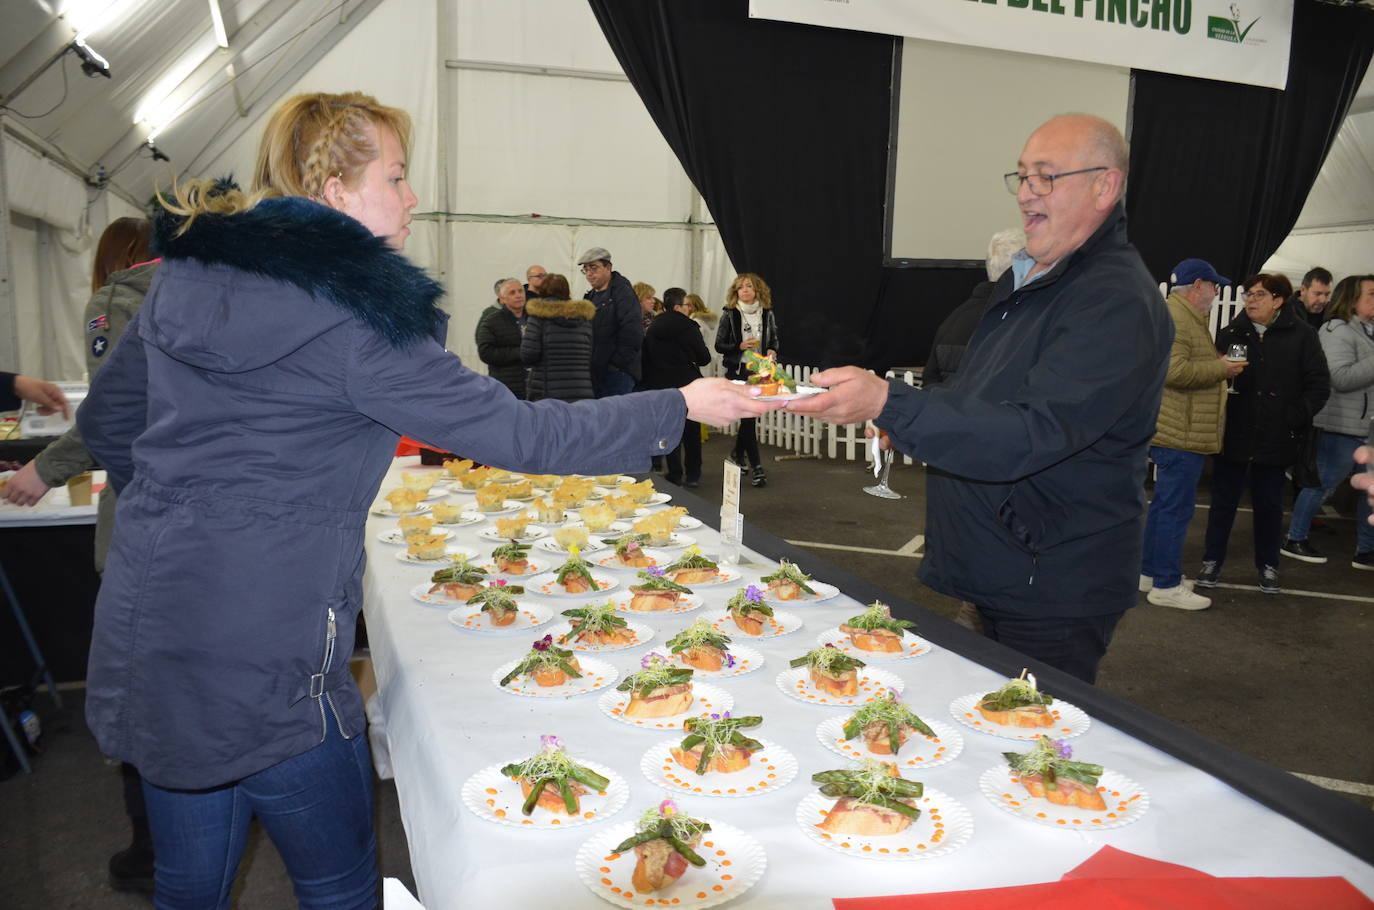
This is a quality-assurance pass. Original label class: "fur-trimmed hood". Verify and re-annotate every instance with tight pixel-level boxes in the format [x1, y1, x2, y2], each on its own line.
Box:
[527, 297, 596, 321]
[148, 185, 444, 371]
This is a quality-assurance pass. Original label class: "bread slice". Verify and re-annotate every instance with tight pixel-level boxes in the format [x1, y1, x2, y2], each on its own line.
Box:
[624, 683, 693, 717]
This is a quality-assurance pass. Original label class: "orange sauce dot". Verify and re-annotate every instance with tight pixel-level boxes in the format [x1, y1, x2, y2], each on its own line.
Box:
[716, 850, 726, 857]
[721, 874, 733, 881]
[584, 812, 595, 819]
[878, 848, 889, 854]
[601, 878, 612, 885]
[721, 860, 731, 867]
[485, 788, 498, 795]
[1056, 819, 1066, 825]
[600, 867, 610, 874]
[898, 848, 909, 853]
[493, 809, 506, 818]
[697, 894, 707, 900]
[713, 885, 724, 892]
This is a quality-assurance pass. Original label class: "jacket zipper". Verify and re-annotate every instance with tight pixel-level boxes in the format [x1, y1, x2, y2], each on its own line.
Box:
[315, 607, 339, 743]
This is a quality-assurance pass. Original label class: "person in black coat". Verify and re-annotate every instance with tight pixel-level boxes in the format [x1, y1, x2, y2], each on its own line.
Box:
[923, 228, 1024, 387]
[578, 246, 643, 396]
[522, 273, 596, 402]
[1196, 273, 1330, 595]
[644, 288, 712, 486]
[475, 278, 528, 398]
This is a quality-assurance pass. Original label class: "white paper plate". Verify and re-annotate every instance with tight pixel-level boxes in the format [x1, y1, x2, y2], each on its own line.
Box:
[526, 509, 578, 527]
[667, 643, 764, 679]
[477, 525, 550, 543]
[662, 565, 740, 587]
[814, 627, 933, 662]
[699, 608, 803, 639]
[597, 682, 732, 730]
[461, 759, 628, 829]
[526, 572, 620, 598]
[493, 655, 617, 697]
[376, 527, 452, 546]
[795, 788, 972, 861]
[641, 737, 798, 798]
[634, 532, 696, 551]
[815, 716, 963, 770]
[446, 603, 553, 634]
[613, 593, 703, 616]
[431, 511, 485, 528]
[536, 537, 608, 554]
[370, 501, 431, 517]
[411, 582, 478, 608]
[775, 666, 905, 707]
[393, 546, 475, 566]
[948, 692, 1090, 741]
[729, 380, 828, 402]
[558, 620, 654, 652]
[471, 500, 528, 516]
[575, 819, 765, 910]
[593, 548, 674, 573]
[759, 579, 840, 605]
[477, 554, 554, 579]
[441, 484, 476, 495]
[642, 492, 673, 506]
[978, 764, 1148, 830]
[562, 520, 631, 536]
[676, 515, 704, 530]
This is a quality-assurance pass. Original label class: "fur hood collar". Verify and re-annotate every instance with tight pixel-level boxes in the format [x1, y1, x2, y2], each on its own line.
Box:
[153, 182, 444, 349]
[527, 297, 596, 321]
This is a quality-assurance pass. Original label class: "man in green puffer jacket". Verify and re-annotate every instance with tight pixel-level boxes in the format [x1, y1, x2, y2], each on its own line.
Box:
[1139, 259, 1241, 611]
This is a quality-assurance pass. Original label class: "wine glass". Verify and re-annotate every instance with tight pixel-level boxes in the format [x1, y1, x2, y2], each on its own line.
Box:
[863, 427, 903, 500]
[1225, 343, 1248, 394]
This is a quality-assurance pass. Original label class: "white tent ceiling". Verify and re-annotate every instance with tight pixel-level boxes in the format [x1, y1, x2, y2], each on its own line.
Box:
[1, 0, 1370, 379]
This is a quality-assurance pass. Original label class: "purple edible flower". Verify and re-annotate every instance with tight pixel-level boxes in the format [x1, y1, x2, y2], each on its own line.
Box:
[886, 687, 902, 702]
[725, 653, 736, 668]
[1053, 739, 1073, 759]
[744, 585, 764, 602]
[532, 634, 552, 652]
[494, 578, 507, 587]
[647, 565, 665, 578]
[722, 710, 731, 720]
[640, 651, 667, 669]
[710, 713, 720, 720]
[540, 734, 563, 751]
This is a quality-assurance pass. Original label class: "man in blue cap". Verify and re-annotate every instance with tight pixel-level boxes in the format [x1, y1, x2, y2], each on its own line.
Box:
[1139, 258, 1241, 611]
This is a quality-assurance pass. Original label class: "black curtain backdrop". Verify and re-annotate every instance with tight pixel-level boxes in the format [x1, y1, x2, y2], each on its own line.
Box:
[590, 0, 1371, 370]
[1127, 0, 1374, 283]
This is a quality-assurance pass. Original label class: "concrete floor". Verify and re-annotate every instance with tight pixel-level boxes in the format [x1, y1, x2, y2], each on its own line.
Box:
[2, 434, 1369, 909]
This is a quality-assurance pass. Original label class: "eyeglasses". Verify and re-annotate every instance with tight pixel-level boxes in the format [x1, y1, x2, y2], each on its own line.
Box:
[1003, 167, 1109, 196]
[580, 263, 605, 274]
[527, 272, 547, 280]
[1244, 289, 1275, 300]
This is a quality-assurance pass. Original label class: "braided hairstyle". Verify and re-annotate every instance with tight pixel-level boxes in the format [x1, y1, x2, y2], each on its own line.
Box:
[161, 92, 412, 234]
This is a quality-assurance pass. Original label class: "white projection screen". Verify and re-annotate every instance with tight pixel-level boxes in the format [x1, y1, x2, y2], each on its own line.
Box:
[886, 38, 1131, 267]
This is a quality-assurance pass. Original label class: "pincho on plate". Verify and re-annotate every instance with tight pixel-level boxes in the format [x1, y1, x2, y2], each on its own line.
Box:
[482, 540, 549, 578]
[642, 713, 798, 799]
[598, 533, 658, 570]
[423, 557, 489, 600]
[558, 601, 651, 651]
[599, 654, 732, 728]
[979, 735, 1148, 831]
[460, 580, 526, 628]
[575, 803, 765, 909]
[758, 559, 837, 603]
[494, 635, 616, 697]
[817, 603, 932, 661]
[777, 646, 903, 706]
[622, 567, 694, 612]
[664, 619, 762, 678]
[796, 760, 972, 861]
[817, 689, 964, 771]
[661, 547, 738, 587]
[534, 548, 618, 597]
[950, 670, 1090, 740]
[472, 734, 626, 828]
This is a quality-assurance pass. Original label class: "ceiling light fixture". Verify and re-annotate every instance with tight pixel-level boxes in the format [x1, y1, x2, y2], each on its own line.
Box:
[71, 37, 111, 78]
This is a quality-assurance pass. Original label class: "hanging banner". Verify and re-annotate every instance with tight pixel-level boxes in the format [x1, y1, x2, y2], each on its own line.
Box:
[749, 0, 1293, 91]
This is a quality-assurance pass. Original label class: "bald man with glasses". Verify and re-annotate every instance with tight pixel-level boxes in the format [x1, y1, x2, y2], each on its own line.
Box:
[788, 114, 1172, 684]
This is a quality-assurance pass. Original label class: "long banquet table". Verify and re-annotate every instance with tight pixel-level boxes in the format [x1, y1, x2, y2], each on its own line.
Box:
[363, 458, 1374, 908]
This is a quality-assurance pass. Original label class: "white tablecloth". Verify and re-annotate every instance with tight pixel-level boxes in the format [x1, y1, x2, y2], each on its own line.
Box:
[363, 460, 1373, 909]
[0, 471, 101, 527]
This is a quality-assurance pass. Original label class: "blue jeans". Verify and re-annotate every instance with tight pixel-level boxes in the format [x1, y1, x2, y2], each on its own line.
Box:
[141, 715, 378, 910]
[1288, 431, 1374, 552]
[595, 369, 636, 398]
[1140, 446, 1205, 588]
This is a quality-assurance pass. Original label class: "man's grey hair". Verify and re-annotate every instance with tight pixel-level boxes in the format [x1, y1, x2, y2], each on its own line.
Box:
[986, 227, 1026, 281]
[494, 277, 519, 297]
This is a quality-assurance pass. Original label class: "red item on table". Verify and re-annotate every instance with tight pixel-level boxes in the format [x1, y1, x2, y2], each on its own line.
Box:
[831, 846, 1372, 910]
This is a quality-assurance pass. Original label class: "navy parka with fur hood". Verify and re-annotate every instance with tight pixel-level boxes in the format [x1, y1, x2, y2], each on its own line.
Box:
[877, 205, 1172, 618]
[79, 195, 685, 789]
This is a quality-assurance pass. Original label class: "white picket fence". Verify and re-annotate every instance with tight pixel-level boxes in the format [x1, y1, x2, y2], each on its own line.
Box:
[715, 282, 1246, 466]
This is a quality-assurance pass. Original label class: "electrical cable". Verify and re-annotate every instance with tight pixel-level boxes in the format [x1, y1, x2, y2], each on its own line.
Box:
[4, 52, 70, 120]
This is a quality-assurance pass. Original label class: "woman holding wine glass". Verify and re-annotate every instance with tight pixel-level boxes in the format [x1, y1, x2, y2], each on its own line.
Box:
[1195, 273, 1329, 595]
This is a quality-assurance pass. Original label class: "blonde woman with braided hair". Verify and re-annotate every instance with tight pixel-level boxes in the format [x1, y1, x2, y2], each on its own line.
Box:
[79, 91, 773, 910]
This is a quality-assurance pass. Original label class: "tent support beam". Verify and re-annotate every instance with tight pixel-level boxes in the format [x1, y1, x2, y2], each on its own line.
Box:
[435, 0, 455, 288]
[0, 115, 16, 371]
[443, 60, 628, 83]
